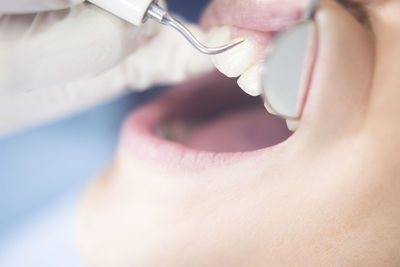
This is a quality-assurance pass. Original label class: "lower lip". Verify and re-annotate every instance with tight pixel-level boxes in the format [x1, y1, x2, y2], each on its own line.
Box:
[120, 72, 291, 171]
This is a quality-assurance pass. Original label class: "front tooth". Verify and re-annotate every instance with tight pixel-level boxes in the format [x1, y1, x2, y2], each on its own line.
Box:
[286, 119, 300, 132]
[237, 63, 263, 96]
[206, 26, 231, 46]
[207, 26, 255, 78]
[263, 101, 278, 115]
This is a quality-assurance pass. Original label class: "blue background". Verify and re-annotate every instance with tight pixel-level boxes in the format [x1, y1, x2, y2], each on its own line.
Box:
[0, 0, 209, 250]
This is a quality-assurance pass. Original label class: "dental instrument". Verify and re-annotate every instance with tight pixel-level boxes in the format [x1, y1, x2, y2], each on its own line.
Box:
[87, 0, 243, 55]
[261, 0, 322, 120]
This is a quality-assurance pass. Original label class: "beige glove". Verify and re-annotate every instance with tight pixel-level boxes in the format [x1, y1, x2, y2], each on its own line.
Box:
[0, 1, 213, 136]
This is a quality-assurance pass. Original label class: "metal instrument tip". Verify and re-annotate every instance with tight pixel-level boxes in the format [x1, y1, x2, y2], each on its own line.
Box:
[146, 2, 244, 55]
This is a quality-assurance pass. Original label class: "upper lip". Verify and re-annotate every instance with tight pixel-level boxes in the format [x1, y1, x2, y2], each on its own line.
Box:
[200, 0, 309, 32]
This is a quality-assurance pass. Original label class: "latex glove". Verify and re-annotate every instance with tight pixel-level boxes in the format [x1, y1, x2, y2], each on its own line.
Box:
[0, 2, 213, 137]
[0, 0, 84, 14]
[0, 0, 85, 14]
[0, 2, 162, 94]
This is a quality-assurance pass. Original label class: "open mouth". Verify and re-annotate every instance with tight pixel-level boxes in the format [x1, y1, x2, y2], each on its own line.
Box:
[119, 0, 372, 170]
[119, 0, 317, 169]
[121, 71, 292, 169]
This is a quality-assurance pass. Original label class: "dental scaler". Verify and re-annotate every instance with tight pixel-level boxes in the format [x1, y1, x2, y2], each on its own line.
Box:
[88, 0, 243, 55]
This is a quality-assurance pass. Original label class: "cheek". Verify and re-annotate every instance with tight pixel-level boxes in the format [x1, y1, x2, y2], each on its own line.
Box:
[363, 2, 400, 134]
[300, 2, 374, 144]
[337, 0, 371, 27]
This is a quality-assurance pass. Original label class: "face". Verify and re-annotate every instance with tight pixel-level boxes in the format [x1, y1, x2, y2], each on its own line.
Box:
[77, 0, 400, 266]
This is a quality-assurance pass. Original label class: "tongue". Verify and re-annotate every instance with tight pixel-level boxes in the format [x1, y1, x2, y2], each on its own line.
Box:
[182, 105, 291, 153]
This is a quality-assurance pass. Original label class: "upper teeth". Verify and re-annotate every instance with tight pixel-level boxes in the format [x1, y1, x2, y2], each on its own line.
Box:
[206, 26, 299, 132]
[237, 63, 263, 97]
[286, 119, 300, 132]
[206, 26, 255, 78]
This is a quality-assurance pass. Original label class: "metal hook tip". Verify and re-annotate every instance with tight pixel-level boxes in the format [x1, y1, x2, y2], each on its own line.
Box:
[203, 39, 245, 55]
[147, 2, 245, 55]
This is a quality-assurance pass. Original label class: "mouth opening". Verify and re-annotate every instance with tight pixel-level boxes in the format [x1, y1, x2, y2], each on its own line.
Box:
[155, 71, 292, 153]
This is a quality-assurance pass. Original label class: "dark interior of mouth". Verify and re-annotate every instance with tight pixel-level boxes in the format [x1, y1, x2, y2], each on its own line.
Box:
[158, 71, 292, 153]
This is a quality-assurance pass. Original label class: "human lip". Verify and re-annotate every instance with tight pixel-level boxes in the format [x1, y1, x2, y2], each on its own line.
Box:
[200, 0, 310, 32]
[120, 71, 292, 171]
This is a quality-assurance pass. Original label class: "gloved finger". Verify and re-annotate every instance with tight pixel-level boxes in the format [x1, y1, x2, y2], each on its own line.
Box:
[0, 3, 160, 94]
[0, 0, 84, 14]
[0, 24, 213, 137]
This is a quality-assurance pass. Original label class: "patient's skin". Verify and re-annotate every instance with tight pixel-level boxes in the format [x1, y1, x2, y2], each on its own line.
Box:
[77, 0, 400, 266]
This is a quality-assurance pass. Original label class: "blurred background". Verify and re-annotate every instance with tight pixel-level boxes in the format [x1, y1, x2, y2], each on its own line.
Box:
[0, 0, 209, 265]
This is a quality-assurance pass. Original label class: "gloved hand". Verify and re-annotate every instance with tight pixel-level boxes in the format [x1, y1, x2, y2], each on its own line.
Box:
[0, 0, 84, 14]
[0, 1, 213, 136]
[0, 0, 163, 94]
